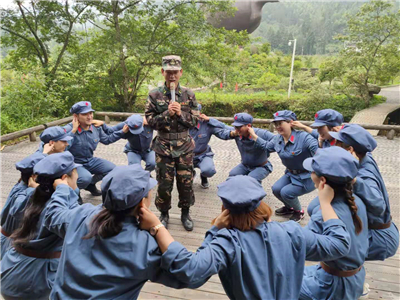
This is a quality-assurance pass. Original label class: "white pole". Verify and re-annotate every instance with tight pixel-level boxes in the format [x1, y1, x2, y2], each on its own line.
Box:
[288, 39, 297, 99]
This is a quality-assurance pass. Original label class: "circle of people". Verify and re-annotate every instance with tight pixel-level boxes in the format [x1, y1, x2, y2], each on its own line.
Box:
[1, 57, 399, 300]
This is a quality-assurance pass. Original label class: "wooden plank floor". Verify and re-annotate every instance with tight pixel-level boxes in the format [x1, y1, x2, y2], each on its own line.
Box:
[1, 126, 399, 299]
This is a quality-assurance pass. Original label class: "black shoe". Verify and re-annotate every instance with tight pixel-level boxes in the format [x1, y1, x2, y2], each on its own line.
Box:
[200, 175, 209, 189]
[181, 208, 194, 231]
[275, 206, 294, 216]
[290, 210, 305, 223]
[86, 184, 102, 196]
[159, 211, 169, 229]
[77, 192, 83, 205]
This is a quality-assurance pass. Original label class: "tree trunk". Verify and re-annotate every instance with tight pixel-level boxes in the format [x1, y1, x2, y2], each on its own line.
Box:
[112, 1, 130, 109]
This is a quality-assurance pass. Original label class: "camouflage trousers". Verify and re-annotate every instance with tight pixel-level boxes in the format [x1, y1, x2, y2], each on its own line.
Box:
[155, 152, 195, 212]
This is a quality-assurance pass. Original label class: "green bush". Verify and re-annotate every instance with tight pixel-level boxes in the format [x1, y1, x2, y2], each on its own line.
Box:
[129, 91, 385, 122]
[1, 68, 65, 135]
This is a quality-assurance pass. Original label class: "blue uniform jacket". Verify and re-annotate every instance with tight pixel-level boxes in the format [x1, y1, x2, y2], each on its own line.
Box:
[301, 193, 369, 300]
[352, 153, 399, 260]
[103, 122, 154, 154]
[64, 123, 124, 164]
[44, 185, 193, 300]
[161, 219, 350, 300]
[310, 129, 336, 148]
[255, 130, 318, 186]
[189, 118, 229, 156]
[1, 182, 28, 230]
[1, 182, 31, 259]
[217, 127, 275, 167]
[1, 186, 79, 299]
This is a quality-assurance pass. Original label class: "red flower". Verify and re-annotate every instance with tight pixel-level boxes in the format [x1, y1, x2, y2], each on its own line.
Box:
[315, 113, 319, 118]
[275, 112, 279, 116]
[85, 102, 89, 106]
[290, 135, 294, 142]
[234, 115, 238, 120]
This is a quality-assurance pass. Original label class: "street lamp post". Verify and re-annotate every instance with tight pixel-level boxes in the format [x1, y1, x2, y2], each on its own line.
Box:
[288, 39, 297, 99]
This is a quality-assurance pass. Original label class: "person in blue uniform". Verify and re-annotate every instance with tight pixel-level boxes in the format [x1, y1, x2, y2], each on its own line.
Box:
[101, 114, 156, 172]
[300, 146, 369, 300]
[248, 110, 318, 222]
[45, 165, 189, 300]
[0, 152, 46, 259]
[214, 112, 275, 182]
[36, 126, 73, 154]
[1, 152, 80, 300]
[293, 109, 344, 148]
[64, 101, 128, 196]
[328, 124, 399, 261]
[189, 105, 231, 188]
[139, 175, 352, 300]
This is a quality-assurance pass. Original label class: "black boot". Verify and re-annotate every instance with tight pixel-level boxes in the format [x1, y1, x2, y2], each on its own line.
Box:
[181, 208, 194, 231]
[200, 175, 209, 189]
[86, 184, 102, 196]
[159, 211, 169, 229]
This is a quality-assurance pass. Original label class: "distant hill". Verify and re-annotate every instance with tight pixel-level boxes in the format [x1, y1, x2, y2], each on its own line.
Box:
[251, 1, 364, 55]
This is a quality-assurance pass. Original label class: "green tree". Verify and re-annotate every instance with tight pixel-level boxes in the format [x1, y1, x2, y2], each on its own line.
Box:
[1, 0, 92, 81]
[335, 0, 400, 103]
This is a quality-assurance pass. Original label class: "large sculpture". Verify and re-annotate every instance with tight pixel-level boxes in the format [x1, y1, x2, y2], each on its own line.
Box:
[208, 0, 279, 33]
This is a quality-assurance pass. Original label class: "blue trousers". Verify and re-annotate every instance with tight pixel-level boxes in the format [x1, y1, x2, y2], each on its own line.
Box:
[272, 174, 315, 211]
[77, 157, 116, 189]
[127, 151, 156, 172]
[229, 162, 272, 183]
[193, 155, 216, 178]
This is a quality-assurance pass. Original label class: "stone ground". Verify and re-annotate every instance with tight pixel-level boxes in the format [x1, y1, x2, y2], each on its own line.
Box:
[350, 86, 400, 136]
[1, 127, 399, 299]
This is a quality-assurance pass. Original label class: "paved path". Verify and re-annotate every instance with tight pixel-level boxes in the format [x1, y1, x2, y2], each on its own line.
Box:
[350, 86, 400, 136]
[1, 129, 399, 299]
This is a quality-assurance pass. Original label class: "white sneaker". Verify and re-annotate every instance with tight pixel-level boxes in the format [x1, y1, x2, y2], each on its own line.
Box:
[359, 282, 370, 299]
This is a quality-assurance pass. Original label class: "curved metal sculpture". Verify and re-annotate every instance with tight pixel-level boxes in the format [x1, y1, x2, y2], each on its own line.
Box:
[208, 0, 279, 33]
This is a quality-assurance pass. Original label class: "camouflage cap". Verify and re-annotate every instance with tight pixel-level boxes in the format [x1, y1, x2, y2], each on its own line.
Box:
[162, 55, 182, 71]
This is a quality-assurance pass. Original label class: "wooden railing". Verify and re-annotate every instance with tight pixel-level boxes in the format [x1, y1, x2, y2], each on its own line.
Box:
[1, 112, 399, 143]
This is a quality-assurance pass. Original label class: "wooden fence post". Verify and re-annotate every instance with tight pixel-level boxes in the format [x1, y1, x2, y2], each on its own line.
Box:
[29, 132, 37, 142]
[387, 129, 395, 140]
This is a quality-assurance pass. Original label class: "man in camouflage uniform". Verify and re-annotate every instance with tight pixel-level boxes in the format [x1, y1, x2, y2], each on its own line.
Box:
[145, 55, 199, 231]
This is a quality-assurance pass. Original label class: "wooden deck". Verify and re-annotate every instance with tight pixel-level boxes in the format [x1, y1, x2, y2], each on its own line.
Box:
[1, 127, 399, 299]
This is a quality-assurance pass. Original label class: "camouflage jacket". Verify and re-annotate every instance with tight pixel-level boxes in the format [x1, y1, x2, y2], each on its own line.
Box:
[145, 83, 199, 158]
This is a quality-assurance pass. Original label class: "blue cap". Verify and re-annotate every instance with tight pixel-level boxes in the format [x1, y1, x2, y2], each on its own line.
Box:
[217, 176, 266, 213]
[101, 165, 158, 211]
[232, 113, 253, 126]
[69, 101, 95, 114]
[303, 147, 359, 184]
[126, 115, 144, 134]
[311, 109, 344, 128]
[15, 152, 46, 173]
[197, 104, 202, 111]
[40, 126, 73, 143]
[33, 152, 81, 178]
[273, 110, 297, 121]
[329, 124, 377, 153]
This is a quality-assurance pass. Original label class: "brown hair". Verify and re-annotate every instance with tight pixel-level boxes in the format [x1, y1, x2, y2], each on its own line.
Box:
[11, 175, 55, 247]
[326, 179, 363, 235]
[335, 141, 366, 160]
[212, 202, 273, 231]
[82, 207, 134, 240]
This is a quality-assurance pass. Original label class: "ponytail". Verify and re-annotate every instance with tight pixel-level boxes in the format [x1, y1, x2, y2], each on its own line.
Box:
[11, 175, 55, 247]
[325, 179, 363, 235]
[344, 182, 363, 235]
[83, 208, 131, 240]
